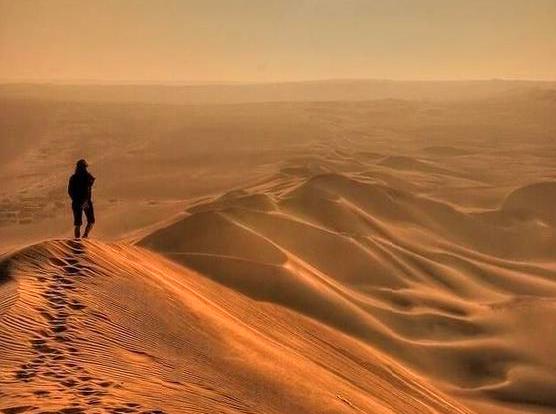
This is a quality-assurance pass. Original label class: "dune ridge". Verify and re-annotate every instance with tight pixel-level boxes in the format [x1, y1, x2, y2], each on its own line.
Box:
[140, 169, 556, 413]
[0, 239, 473, 414]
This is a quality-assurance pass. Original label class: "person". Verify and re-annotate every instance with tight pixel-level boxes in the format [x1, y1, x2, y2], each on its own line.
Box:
[68, 159, 95, 239]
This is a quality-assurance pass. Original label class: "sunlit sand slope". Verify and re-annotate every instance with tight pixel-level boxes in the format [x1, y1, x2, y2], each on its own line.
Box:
[0, 239, 472, 414]
[141, 170, 556, 414]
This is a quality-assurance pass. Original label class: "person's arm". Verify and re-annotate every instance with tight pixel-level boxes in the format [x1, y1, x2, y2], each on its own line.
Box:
[68, 176, 75, 200]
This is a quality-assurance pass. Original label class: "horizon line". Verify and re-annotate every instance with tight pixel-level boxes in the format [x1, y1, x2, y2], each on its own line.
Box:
[1, 77, 556, 86]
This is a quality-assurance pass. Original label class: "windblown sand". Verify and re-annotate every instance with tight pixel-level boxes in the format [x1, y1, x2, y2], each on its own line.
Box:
[1, 82, 556, 413]
[0, 239, 473, 413]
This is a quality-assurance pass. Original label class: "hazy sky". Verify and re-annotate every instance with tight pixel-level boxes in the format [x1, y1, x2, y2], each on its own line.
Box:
[1, 0, 555, 82]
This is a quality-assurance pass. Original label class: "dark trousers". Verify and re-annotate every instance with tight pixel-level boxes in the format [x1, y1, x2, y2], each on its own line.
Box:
[72, 200, 95, 226]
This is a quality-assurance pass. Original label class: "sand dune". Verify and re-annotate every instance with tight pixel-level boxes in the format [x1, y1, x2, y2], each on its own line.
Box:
[2, 86, 555, 248]
[140, 169, 556, 413]
[502, 182, 556, 226]
[1, 84, 556, 413]
[3, 170, 553, 413]
[0, 239, 472, 414]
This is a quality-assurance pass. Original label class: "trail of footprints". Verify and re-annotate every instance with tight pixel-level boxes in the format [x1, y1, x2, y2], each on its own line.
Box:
[6, 241, 166, 414]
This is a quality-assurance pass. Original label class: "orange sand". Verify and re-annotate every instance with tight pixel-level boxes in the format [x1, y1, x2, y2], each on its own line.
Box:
[1, 82, 556, 413]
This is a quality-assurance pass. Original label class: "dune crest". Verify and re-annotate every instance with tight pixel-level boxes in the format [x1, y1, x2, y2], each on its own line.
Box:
[0, 239, 473, 414]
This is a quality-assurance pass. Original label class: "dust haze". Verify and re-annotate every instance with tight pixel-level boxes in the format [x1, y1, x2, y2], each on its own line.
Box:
[1, 1, 556, 413]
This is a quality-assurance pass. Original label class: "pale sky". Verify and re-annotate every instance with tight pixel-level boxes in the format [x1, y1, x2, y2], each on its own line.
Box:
[1, 0, 555, 82]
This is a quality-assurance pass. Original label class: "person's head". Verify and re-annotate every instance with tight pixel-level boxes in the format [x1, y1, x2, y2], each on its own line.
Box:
[75, 159, 88, 173]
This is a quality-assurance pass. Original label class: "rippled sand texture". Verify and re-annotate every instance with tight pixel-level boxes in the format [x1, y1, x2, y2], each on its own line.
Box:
[0, 240, 472, 414]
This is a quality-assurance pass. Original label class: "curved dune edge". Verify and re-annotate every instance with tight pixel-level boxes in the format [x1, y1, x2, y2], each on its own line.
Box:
[140, 171, 556, 414]
[0, 239, 473, 414]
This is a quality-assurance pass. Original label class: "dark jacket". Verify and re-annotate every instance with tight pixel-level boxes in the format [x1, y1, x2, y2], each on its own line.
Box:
[68, 171, 95, 204]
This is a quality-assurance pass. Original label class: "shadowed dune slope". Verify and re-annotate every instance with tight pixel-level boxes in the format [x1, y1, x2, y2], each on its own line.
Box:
[502, 182, 556, 226]
[141, 172, 556, 414]
[0, 239, 472, 414]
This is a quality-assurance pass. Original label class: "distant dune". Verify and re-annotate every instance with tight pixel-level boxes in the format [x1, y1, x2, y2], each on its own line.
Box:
[1, 79, 555, 105]
[502, 182, 556, 226]
[139, 168, 556, 413]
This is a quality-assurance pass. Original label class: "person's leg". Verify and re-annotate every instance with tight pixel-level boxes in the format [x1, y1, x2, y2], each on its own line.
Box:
[83, 223, 93, 238]
[83, 201, 95, 238]
[72, 202, 83, 239]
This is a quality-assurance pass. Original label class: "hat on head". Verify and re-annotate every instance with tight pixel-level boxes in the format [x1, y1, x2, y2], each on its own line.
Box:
[76, 159, 88, 168]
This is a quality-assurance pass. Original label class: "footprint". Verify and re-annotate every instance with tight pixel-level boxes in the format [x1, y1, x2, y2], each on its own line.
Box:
[65, 257, 79, 266]
[51, 325, 67, 333]
[42, 291, 60, 299]
[39, 310, 54, 321]
[52, 296, 67, 304]
[77, 387, 98, 396]
[32, 343, 54, 354]
[1, 407, 36, 414]
[50, 258, 67, 267]
[67, 241, 85, 254]
[60, 378, 78, 388]
[14, 369, 36, 381]
[51, 317, 69, 326]
[68, 302, 86, 311]
[111, 408, 137, 414]
[62, 265, 81, 275]
[59, 408, 85, 414]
